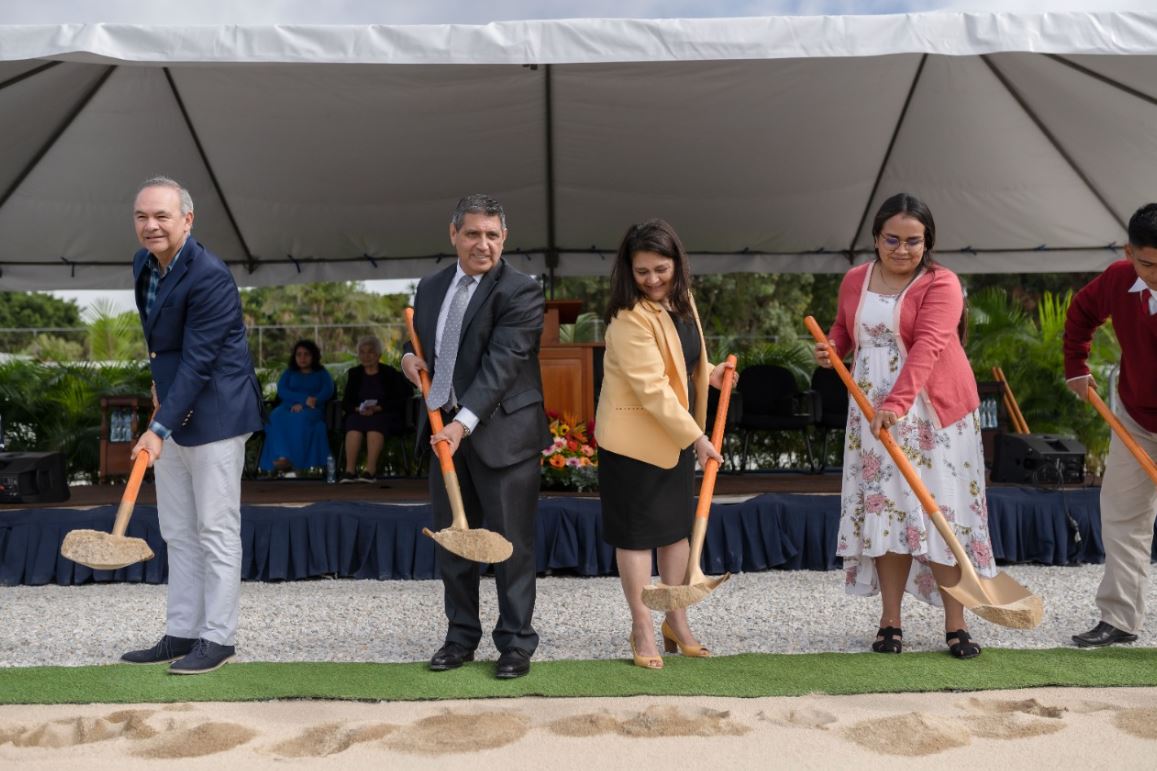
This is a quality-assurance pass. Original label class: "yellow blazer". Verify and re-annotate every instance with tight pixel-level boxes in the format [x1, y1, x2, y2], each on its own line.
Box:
[594, 297, 710, 469]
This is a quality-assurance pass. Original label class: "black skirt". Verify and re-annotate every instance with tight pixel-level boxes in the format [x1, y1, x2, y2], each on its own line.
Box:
[598, 445, 695, 550]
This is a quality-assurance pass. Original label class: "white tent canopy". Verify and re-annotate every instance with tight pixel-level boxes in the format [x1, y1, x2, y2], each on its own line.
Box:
[1, 12, 1156, 289]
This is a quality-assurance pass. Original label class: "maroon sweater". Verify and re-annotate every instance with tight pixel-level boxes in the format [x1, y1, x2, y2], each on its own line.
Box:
[1064, 259, 1157, 432]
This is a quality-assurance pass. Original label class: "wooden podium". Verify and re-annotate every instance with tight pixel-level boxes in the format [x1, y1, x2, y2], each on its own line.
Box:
[539, 300, 603, 422]
[99, 395, 146, 482]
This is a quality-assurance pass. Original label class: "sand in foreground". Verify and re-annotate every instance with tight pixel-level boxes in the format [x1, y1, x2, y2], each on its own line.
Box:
[1, 687, 1156, 769]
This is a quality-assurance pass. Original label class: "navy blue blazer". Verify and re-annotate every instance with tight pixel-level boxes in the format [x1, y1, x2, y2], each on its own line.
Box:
[133, 236, 264, 446]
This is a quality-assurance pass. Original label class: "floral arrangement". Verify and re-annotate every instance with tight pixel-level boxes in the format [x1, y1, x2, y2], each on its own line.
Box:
[541, 412, 599, 491]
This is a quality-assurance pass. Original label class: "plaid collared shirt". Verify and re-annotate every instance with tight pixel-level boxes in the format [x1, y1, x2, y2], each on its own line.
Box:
[143, 241, 185, 318]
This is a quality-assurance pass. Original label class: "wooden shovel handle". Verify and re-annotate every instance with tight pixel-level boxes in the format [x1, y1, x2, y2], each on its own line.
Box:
[695, 355, 738, 520]
[993, 366, 1030, 433]
[1087, 388, 1157, 486]
[405, 307, 470, 530]
[404, 307, 454, 475]
[112, 449, 150, 538]
[804, 316, 976, 575]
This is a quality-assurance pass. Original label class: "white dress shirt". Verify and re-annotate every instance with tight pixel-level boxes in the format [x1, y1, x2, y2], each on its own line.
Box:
[1128, 276, 1157, 316]
[406, 261, 481, 433]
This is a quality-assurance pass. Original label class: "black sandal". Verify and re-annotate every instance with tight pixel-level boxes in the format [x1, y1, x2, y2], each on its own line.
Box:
[871, 626, 903, 654]
[946, 629, 982, 659]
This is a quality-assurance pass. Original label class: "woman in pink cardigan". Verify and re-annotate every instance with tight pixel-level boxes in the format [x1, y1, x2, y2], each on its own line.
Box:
[814, 193, 994, 659]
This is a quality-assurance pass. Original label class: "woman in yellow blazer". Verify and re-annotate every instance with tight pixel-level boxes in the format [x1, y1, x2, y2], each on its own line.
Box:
[595, 219, 734, 670]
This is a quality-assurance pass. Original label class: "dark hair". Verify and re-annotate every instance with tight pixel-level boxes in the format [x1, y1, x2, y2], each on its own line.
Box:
[871, 192, 937, 272]
[287, 339, 323, 372]
[872, 193, 968, 343]
[604, 219, 694, 324]
[451, 194, 506, 230]
[1127, 203, 1157, 249]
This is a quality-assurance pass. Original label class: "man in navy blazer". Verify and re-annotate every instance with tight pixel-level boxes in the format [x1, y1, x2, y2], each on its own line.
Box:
[122, 177, 264, 674]
[402, 194, 550, 679]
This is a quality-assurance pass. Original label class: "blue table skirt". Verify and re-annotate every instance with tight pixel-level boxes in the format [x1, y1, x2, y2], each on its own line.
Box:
[1, 486, 1150, 586]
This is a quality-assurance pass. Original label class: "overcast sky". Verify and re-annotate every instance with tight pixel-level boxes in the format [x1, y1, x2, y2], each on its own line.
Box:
[15, 0, 1146, 314]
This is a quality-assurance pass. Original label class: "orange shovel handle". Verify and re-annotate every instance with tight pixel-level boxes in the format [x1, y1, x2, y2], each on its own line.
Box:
[404, 307, 455, 476]
[694, 355, 737, 519]
[112, 449, 150, 538]
[1088, 388, 1157, 487]
[804, 316, 974, 571]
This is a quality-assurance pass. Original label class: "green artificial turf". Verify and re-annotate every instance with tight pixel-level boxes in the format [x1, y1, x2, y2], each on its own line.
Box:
[0, 648, 1154, 705]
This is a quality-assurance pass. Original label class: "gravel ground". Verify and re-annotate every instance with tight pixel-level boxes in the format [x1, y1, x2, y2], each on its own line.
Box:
[1, 564, 1153, 667]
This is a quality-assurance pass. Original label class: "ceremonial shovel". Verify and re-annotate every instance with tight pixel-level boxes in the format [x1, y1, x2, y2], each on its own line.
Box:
[641, 354, 737, 612]
[1086, 388, 1157, 487]
[404, 307, 513, 564]
[61, 450, 155, 570]
[805, 316, 1044, 629]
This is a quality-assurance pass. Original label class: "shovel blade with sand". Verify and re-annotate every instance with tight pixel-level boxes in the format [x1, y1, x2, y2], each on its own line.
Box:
[405, 307, 513, 564]
[1087, 388, 1157, 487]
[641, 354, 737, 612]
[804, 316, 1044, 630]
[60, 449, 155, 570]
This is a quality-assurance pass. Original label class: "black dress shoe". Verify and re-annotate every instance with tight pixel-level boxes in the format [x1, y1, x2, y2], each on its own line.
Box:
[169, 639, 235, 675]
[120, 635, 197, 664]
[496, 648, 531, 679]
[429, 642, 475, 671]
[1072, 621, 1138, 648]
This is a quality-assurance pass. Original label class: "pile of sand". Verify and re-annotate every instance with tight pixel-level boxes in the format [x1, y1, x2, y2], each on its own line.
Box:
[1, 687, 1155, 767]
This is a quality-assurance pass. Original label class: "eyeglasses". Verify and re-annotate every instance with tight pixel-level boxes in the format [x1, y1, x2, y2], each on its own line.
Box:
[879, 234, 925, 252]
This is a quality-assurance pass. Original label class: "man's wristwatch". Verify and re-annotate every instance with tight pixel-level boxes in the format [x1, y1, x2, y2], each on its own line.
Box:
[454, 419, 471, 437]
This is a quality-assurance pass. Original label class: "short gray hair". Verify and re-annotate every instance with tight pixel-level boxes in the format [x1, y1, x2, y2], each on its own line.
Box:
[139, 176, 194, 216]
[451, 194, 506, 230]
[356, 335, 383, 357]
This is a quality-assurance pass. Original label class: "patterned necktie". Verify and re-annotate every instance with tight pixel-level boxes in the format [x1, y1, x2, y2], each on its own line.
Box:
[427, 274, 473, 410]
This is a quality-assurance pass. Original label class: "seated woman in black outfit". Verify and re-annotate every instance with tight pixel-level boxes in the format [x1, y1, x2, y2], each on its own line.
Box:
[340, 335, 411, 482]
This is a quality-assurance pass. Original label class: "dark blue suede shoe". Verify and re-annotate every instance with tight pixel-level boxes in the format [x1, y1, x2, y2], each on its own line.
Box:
[168, 639, 236, 675]
[121, 635, 197, 664]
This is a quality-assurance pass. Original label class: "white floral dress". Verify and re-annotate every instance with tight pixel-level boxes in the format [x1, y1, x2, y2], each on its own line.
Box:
[838, 290, 997, 606]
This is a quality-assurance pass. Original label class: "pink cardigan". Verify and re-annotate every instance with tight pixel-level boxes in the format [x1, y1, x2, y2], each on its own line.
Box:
[828, 261, 979, 429]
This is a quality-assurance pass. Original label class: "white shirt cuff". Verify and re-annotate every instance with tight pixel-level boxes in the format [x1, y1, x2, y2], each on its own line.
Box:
[454, 408, 479, 434]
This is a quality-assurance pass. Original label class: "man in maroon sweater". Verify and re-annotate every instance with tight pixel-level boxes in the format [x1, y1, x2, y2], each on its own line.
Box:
[1064, 202, 1157, 647]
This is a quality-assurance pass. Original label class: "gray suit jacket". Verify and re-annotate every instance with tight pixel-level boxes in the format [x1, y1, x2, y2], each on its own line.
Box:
[408, 258, 550, 469]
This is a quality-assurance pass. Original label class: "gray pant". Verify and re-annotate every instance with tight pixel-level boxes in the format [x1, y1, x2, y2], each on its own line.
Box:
[154, 433, 249, 646]
[1096, 406, 1157, 634]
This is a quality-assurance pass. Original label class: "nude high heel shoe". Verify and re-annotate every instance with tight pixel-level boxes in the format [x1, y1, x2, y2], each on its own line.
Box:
[630, 634, 663, 669]
[661, 621, 710, 657]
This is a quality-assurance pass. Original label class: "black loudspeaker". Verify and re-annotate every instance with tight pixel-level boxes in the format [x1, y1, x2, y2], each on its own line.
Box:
[0, 452, 70, 504]
[991, 434, 1086, 485]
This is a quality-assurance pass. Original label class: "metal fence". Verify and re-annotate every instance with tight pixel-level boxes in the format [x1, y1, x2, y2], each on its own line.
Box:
[2, 323, 786, 366]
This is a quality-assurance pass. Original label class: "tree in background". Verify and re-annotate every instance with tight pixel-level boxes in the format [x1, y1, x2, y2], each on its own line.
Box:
[241, 281, 411, 367]
[965, 287, 1120, 475]
[0, 359, 151, 482]
[963, 272, 1100, 314]
[86, 299, 146, 361]
[0, 291, 84, 356]
[553, 272, 842, 360]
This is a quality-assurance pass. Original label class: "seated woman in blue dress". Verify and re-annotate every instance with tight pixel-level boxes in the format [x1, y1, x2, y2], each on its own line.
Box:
[259, 339, 335, 474]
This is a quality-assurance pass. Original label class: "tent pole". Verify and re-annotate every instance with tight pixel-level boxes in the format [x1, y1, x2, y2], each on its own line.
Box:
[544, 63, 558, 299]
[982, 56, 1127, 232]
[0, 61, 60, 92]
[163, 68, 259, 273]
[847, 54, 927, 261]
[0, 65, 115, 211]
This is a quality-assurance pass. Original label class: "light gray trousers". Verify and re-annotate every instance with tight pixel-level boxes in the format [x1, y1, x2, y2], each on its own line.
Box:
[1096, 407, 1157, 634]
[154, 433, 249, 646]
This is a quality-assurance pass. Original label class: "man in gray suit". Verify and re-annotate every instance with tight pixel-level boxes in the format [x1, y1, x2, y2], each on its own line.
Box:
[402, 194, 550, 679]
